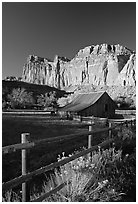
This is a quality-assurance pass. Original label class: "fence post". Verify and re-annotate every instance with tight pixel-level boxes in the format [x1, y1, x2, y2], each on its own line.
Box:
[125, 120, 128, 127]
[88, 122, 92, 158]
[21, 133, 30, 202]
[109, 122, 112, 139]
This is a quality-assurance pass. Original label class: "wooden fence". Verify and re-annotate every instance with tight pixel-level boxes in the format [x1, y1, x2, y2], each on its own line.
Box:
[73, 115, 136, 124]
[115, 109, 136, 115]
[2, 118, 136, 202]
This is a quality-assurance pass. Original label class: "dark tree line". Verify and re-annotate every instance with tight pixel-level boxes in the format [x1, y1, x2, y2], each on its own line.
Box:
[2, 88, 58, 110]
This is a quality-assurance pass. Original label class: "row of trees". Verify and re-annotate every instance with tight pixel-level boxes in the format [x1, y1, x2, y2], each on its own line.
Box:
[2, 88, 58, 110]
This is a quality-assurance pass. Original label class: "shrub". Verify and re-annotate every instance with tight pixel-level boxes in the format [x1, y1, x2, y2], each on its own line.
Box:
[3, 146, 135, 202]
[2, 190, 21, 202]
[31, 147, 135, 202]
[114, 96, 136, 109]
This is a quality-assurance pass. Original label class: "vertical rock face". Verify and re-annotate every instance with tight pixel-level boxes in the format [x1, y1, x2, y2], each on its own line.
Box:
[22, 44, 136, 89]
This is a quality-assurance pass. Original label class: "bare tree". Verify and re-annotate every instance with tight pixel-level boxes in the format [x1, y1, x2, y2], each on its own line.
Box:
[7, 88, 34, 109]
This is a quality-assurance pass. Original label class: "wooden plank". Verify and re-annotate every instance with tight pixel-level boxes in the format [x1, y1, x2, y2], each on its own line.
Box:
[3, 126, 117, 155]
[2, 142, 35, 155]
[2, 138, 114, 191]
[32, 182, 67, 202]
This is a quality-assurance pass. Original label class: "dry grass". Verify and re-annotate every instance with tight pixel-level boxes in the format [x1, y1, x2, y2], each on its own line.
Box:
[30, 144, 135, 202]
[30, 125, 135, 202]
[3, 142, 136, 202]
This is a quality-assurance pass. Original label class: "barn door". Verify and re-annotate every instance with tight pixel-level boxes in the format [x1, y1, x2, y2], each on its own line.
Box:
[104, 104, 108, 117]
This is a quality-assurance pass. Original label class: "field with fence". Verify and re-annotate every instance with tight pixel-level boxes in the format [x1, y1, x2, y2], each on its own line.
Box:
[2, 113, 136, 202]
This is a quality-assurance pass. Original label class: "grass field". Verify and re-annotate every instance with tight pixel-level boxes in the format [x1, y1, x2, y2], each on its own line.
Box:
[0, 116, 93, 180]
[2, 114, 136, 201]
[2, 114, 110, 187]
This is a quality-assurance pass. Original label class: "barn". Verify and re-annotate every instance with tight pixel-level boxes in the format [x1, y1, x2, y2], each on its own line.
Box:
[61, 91, 116, 118]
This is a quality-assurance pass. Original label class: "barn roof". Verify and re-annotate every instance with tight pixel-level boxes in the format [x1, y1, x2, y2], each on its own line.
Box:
[61, 91, 107, 112]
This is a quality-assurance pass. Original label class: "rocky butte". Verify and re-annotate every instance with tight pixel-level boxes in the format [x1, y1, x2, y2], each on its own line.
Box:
[22, 43, 136, 91]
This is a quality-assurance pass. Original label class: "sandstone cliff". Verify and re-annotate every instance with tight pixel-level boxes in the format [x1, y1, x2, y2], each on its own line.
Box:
[22, 44, 136, 89]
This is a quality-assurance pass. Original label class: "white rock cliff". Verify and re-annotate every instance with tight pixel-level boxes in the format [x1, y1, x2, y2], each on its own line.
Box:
[22, 44, 136, 89]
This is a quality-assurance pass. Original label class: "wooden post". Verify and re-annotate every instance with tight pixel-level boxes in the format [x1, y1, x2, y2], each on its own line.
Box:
[126, 120, 128, 127]
[21, 133, 30, 202]
[88, 125, 92, 148]
[88, 123, 92, 159]
[109, 122, 112, 139]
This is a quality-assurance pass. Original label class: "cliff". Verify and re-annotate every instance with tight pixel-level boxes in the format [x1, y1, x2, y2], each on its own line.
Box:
[22, 44, 136, 89]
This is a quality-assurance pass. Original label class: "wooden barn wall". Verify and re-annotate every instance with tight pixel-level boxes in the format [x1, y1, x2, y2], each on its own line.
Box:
[79, 93, 115, 118]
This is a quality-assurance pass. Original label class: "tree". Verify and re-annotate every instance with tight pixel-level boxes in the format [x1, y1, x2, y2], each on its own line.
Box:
[37, 91, 58, 109]
[49, 91, 58, 108]
[5, 76, 17, 81]
[7, 88, 34, 109]
[2, 87, 9, 109]
[37, 93, 51, 108]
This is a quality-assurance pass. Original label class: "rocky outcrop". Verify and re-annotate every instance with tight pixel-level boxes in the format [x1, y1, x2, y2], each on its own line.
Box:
[22, 44, 136, 89]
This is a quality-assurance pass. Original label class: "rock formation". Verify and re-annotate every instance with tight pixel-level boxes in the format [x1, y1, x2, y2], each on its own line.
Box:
[22, 44, 136, 90]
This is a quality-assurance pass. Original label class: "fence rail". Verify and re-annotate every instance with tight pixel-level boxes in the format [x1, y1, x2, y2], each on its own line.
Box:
[32, 181, 68, 202]
[2, 125, 118, 155]
[2, 118, 136, 201]
[73, 115, 136, 124]
[3, 109, 136, 115]
[115, 109, 136, 115]
[2, 138, 114, 192]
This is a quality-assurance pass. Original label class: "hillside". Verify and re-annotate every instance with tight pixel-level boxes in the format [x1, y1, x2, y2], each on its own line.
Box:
[2, 80, 66, 99]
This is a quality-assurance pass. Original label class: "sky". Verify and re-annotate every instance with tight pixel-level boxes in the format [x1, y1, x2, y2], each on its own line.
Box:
[2, 2, 136, 79]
